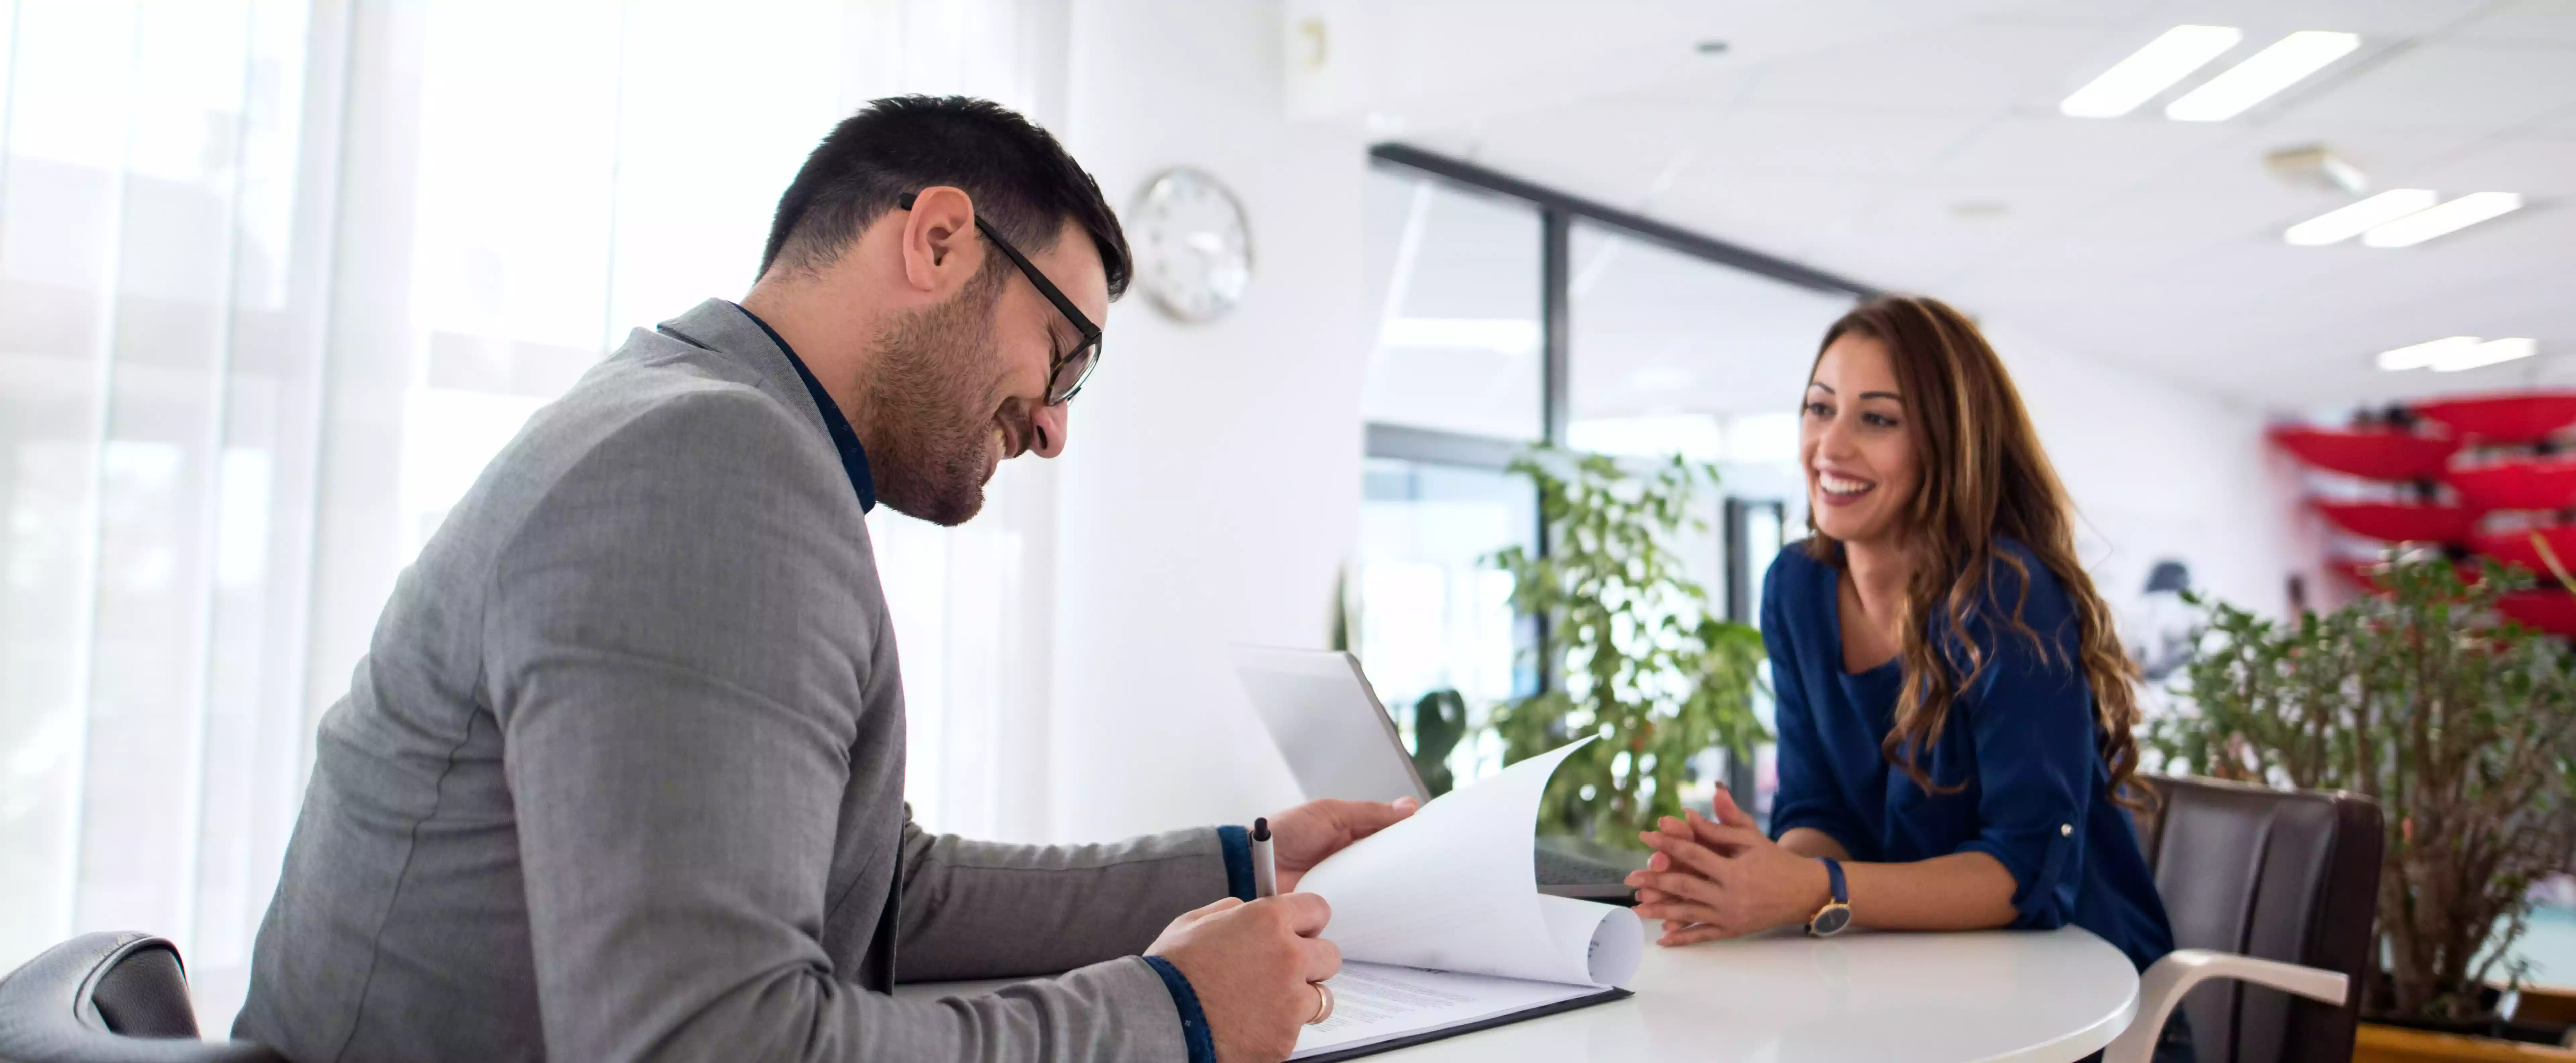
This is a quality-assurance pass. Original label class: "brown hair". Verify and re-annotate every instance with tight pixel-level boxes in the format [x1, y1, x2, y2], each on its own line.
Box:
[1801, 295, 2145, 808]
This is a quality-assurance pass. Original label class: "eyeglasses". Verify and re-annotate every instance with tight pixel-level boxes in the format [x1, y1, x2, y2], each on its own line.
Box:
[897, 192, 1102, 406]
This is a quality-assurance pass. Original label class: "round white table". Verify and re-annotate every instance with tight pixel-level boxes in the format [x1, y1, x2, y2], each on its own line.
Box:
[899, 926, 2139, 1063]
[1368, 926, 2138, 1063]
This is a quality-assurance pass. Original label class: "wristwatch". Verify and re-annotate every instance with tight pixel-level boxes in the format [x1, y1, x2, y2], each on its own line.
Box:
[1806, 857, 1852, 937]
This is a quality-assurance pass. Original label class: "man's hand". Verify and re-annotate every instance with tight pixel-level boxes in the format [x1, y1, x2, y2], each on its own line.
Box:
[1265, 797, 1418, 891]
[1146, 895, 1340, 1063]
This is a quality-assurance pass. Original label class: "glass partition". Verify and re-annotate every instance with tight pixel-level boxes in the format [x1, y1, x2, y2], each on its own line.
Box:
[1565, 221, 1857, 455]
[1355, 457, 1536, 785]
[1361, 169, 1545, 442]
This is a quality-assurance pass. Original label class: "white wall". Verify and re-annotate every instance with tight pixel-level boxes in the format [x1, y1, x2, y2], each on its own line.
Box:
[1047, 0, 1369, 841]
[1985, 319, 2325, 626]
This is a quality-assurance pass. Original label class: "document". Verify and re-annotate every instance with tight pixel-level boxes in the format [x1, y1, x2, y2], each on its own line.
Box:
[1291, 738, 1642, 1060]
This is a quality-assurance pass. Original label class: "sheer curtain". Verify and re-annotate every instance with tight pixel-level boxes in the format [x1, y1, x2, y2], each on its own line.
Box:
[0, 0, 1064, 1030]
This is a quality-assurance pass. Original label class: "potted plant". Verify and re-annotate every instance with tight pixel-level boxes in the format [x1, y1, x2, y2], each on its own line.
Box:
[2149, 555, 2576, 1055]
[1484, 448, 1770, 848]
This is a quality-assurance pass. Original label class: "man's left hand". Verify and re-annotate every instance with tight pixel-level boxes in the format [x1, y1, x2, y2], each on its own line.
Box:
[1265, 797, 1418, 891]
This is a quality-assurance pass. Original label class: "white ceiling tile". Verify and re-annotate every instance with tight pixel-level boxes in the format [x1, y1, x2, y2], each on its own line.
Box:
[2449, 0, 2576, 46]
[2273, 42, 2576, 133]
[1693, 105, 1991, 179]
[1925, 114, 2245, 189]
[2148, 0, 2494, 39]
[1747, 21, 2116, 112]
[2421, 134, 2576, 196]
[1469, 100, 1722, 210]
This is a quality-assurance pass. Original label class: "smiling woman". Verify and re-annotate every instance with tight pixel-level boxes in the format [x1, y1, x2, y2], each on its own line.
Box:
[1626, 295, 2196, 1062]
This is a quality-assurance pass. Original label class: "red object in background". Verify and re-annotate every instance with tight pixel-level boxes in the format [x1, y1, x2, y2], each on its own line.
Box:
[2448, 459, 2576, 511]
[2412, 392, 2576, 442]
[2470, 526, 2576, 576]
[2330, 558, 2485, 593]
[2313, 502, 2481, 543]
[2498, 591, 2576, 636]
[2269, 427, 2459, 481]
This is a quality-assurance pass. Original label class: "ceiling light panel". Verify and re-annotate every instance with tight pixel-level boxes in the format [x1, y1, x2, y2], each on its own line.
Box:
[2165, 31, 2360, 121]
[2286, 189, 2439, 246]
[2363, 192, 2524, 248]
[2060, 25, 2241, 118]
[2433, 338, 2537, 372]
[2376, 336, 2481, 372]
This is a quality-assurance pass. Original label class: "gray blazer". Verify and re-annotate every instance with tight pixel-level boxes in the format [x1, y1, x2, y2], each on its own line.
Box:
[235, 299, 1230, 1062]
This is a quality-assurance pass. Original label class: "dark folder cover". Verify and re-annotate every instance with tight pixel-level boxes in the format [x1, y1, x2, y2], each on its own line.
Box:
[1292, 985, 1634, 1062]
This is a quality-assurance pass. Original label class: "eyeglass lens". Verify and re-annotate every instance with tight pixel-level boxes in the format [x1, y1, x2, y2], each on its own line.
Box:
[1050, 341, 1099, 405]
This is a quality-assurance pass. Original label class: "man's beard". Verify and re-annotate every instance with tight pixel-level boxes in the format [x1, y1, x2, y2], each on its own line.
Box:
[863, 271, 1019, 527]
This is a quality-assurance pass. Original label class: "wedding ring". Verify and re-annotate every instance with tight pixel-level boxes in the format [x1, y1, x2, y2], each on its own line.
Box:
[1305, 980, 1335, 1025]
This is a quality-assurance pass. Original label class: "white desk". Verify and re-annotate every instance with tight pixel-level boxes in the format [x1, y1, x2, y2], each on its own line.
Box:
[899, 926, 2138, 1063]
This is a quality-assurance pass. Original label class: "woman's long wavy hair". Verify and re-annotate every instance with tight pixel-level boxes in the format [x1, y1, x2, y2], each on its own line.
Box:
[1801, 295, 2145, 808]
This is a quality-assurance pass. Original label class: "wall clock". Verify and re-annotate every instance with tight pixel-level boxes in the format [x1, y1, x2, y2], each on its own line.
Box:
[1129, 167, 1252, 323]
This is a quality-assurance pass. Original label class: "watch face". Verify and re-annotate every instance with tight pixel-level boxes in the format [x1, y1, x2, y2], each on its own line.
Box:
[1129, 167, 1252, 323]
[1813, 905, 1852, 936]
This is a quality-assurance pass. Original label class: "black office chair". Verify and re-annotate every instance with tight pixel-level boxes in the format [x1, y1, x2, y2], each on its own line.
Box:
[2111, 775, 2386, 1063]
[0, 932, 282, 1063]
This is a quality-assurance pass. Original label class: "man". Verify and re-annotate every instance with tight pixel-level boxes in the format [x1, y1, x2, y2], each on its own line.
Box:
[234, 95, 1411, 1063]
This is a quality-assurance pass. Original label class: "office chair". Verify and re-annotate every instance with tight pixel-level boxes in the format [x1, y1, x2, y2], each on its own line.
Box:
[0, 931, 283, 1063]
[2107, 775, 2385, 1063]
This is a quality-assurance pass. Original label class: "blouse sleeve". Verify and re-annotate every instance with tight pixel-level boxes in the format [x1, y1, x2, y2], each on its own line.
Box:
[1950, 556, 2096, 929]
[1762, 556, 1874, 859]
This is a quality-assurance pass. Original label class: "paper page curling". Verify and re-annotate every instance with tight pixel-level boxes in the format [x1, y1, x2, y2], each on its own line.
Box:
[1293, 738, 1622, 985]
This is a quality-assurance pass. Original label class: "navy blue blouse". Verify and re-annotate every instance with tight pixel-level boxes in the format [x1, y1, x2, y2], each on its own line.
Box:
[1761, 540, 2176, 972]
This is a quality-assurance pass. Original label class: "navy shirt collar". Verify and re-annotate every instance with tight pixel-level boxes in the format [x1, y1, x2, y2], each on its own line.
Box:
[729, 302, 876, 513]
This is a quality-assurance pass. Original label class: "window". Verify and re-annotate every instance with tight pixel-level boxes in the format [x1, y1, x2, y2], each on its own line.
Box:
[1356, 145, 1873, 801]
[1567, 222, 1858, 436]
[1362, 168, 1545, 442]
[1356, 459, 1535, 779]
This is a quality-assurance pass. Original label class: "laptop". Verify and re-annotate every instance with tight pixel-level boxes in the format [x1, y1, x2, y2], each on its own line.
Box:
[1227, 645, 1642, 903]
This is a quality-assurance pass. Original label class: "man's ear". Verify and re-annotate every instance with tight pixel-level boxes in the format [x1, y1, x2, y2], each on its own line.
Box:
[900, 185, 979, 294]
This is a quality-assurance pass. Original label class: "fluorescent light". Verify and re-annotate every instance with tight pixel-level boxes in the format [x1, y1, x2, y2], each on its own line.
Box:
[2286, 189, 2440, 246]
[2362, 192, 2524, 248]
[2432, 337, 2537, 372]
[1378, 317, 1540, 354]
[2060, 25, 2242, 118]
[2377, 336, 2481, 371]
[2166, 31, 2360, 121]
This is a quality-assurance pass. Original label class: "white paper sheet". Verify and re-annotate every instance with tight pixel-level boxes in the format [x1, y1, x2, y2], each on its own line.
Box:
[1290, 962, 1612, 1060]
[1291, 737, 1644, 989]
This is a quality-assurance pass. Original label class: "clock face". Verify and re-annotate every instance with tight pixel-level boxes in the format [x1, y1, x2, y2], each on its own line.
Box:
[1129, 168, 1252, 324]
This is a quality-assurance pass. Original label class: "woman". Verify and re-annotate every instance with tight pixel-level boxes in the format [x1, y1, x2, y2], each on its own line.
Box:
[1624, 295, 2192, 1061]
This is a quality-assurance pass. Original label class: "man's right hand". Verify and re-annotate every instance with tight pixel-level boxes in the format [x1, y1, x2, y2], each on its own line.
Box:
[1145, 894, 1341, 1062]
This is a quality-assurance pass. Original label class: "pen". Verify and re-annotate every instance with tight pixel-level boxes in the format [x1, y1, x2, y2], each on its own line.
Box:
[1252, 817, 1278, 898]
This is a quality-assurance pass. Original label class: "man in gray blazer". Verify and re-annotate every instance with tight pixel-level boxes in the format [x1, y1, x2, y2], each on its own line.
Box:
[233, 96, 1411, 1063]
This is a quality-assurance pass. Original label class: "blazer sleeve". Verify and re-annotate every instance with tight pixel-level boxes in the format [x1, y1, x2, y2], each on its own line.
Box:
[1761, 558, 1874, 859]
[487, 390, 1188, 1063]
[892, 811, 1234, 982]
[1948, 557, 2097, 930]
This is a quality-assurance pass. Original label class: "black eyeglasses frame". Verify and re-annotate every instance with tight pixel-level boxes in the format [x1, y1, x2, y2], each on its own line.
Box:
[897, 191, 1103, 406]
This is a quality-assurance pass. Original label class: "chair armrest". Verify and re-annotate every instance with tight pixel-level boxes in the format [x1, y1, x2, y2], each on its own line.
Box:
[2102, 948, 2349, 1063]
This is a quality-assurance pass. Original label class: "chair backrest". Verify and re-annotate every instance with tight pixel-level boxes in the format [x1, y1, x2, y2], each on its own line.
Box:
[2133, 774, 2383, 1063]
[0, 931, 284, 1063]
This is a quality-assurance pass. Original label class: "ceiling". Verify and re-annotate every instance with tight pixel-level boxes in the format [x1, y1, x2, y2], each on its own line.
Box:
[1328, 0, 2576, 412]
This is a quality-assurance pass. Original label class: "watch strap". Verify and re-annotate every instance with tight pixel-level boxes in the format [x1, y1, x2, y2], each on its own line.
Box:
[1820, 856, 1848, 905]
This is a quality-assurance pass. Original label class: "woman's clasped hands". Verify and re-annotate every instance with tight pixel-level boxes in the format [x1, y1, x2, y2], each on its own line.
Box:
[1626, 787, 1836, 946]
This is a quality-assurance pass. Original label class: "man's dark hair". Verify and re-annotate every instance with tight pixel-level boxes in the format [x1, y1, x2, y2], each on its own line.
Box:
[760, 95, 1130, 300]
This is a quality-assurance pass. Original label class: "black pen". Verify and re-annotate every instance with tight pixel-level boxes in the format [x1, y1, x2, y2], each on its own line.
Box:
[1252, 817, 1278, 898]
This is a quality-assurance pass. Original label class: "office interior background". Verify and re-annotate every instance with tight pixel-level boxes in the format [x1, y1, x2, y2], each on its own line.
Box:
[4, 0, 2574, 1039]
